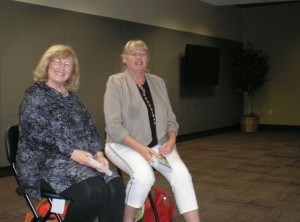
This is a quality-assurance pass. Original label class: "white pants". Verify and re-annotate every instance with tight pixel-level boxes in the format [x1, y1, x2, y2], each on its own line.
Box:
[105, 143, 199, 214]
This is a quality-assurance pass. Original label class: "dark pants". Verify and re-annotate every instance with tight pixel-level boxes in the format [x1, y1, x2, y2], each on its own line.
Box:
[42, 176, 125, 222]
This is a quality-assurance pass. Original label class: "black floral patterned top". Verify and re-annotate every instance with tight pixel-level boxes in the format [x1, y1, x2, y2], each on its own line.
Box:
[16, 82, 114, 200]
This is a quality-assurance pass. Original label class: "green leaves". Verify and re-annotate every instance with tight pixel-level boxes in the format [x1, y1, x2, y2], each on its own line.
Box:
[233, 42, 269, 97]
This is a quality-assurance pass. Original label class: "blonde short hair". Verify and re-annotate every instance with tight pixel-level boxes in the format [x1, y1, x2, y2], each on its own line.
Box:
[33, 44, 80, 92]
[121, 40, 150, 71]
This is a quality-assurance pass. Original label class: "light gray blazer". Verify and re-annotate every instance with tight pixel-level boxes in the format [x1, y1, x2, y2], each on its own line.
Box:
[104, 70, 179, 146]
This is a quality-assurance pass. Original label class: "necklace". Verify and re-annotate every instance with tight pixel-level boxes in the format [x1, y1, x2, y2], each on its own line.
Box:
[137, 84, 156, 125]
[134, 75, 145, 86]
[60, 89, 69, 97]
[46, 82, 69, 97]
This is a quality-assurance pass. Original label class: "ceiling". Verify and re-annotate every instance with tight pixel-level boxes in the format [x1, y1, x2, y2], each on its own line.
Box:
[198, 0, 299, 6]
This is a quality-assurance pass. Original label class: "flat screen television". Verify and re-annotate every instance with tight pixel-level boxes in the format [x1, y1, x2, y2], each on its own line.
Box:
[184, 44, 220, 86]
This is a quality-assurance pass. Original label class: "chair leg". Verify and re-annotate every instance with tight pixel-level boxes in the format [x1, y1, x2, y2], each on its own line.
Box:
[148, 192, 159, 222]
[24, 194, 40, 220]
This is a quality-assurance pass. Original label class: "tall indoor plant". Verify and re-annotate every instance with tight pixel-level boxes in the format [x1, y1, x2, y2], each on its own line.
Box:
[232, 42, 270, 132]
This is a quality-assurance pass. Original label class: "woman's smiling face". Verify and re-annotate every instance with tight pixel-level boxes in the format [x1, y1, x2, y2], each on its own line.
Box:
[47, 57, 73, 86]
[123, 47, 148, 74]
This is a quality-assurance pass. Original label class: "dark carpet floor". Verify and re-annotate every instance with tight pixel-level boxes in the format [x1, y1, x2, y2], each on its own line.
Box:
[1, 129, 300, 221]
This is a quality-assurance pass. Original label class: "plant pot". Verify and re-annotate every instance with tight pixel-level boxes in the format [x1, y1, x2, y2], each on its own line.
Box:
[240, 115, 259, 133]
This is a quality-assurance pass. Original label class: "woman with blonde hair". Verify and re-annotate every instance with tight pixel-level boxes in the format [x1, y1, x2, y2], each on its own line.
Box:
[17, 44, 125, 222]
[104, 40, 200, 222]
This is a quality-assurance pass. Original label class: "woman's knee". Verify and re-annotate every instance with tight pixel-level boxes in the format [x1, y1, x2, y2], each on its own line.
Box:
[167, 166, 193, 192]
[64, 177, 109, 205]
[133, 170, 155, 188]
[172, 163, 192, 180]
[125, 170, 155, 196]
[62, 181, 104, 221]
[107, 177, 125, 200]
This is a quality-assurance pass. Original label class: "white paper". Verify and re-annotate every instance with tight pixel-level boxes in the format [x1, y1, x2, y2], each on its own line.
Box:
[51, 198, 65, 214]
[150, 145, 172, 172]
[89, 157, 113, 176]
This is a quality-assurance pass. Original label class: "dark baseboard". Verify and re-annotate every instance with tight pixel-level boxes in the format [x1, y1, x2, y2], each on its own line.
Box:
[259, 124, 300, 131]
[177, 124, 300, 143]
[0, 166, 13, 178]
[177, 125, 240, 143]
[1, 124, 298, 178]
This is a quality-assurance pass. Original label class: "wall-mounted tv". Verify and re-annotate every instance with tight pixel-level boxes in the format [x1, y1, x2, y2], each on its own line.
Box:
[184, 44, 220, 86]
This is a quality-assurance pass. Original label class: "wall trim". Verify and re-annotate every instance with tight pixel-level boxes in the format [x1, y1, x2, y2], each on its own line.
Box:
[259, 124, 300, 131]
[1, 124, 298, 178]
[0, 166, 13, 178]
[177, 125, 240, 142]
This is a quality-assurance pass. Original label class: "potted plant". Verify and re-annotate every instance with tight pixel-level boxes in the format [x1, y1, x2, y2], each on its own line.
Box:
[232, 42, 270, 132]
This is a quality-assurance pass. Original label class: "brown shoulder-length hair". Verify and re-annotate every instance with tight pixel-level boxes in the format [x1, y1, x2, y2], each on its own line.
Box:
[120, 40, 150, 72]
[33, 44, 80, 92]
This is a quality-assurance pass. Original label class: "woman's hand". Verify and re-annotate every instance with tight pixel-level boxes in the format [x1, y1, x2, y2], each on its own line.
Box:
[71, 150, 110, 173]
[158, 140, 175, 155]
[71, 149, 94, 166]
[122, 135, 158, 161]
[158, 131, 177, 155]
[140, 146, 158, 162]
[94, 151, 109, 168]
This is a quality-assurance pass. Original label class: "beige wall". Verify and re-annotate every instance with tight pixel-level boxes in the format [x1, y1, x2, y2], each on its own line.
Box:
[243, 3, 300, 125]
[14, 0, 243, 41]
[0, 0, 242, 167]
[1, 0, 299, 167]
[14, 0, 300, 127]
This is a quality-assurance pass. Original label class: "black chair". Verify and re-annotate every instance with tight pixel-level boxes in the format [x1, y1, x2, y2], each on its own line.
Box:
[116, 168, 159, 222]
[5, 125, 65, 222]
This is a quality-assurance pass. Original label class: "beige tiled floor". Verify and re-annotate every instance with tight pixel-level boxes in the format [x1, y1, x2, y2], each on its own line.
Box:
[1, 129, 300, 221]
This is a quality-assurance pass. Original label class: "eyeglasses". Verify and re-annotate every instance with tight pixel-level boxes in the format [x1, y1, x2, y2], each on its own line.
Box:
[51, 59, 73, 70]
[128, 52, 147, 57]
